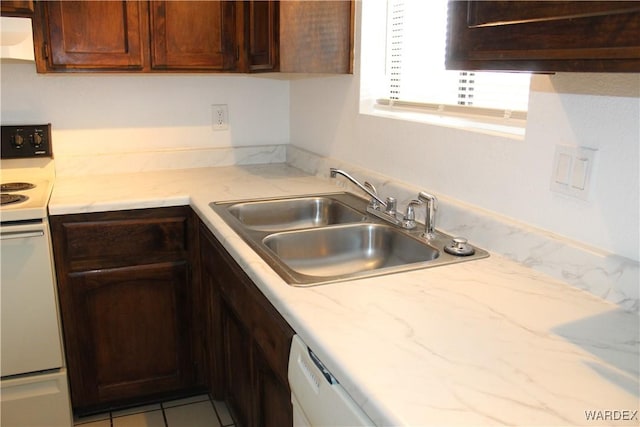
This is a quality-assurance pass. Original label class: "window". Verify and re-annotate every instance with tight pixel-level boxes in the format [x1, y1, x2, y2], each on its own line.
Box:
[361, 0, 531, 135]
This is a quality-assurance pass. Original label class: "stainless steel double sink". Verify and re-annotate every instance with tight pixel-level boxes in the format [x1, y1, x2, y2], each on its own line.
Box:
[210, 192, 488, 286]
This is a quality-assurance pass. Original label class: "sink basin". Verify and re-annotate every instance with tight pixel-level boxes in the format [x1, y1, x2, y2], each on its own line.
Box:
[210, 192, 489, 286]
[227, 196, 366, 232]
[263, 223, 439, 278]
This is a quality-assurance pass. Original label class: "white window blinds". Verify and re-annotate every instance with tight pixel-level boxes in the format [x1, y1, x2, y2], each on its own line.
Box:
[384, 0, 531, 114]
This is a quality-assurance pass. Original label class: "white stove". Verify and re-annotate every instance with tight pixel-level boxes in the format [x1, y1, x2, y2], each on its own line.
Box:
[0, 124, 72, 427]
[1, 179, 54, 221]
[1, 124, 55, 221]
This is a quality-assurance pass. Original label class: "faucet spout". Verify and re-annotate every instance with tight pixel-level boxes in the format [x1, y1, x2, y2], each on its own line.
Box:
[330, 168, 387, 207]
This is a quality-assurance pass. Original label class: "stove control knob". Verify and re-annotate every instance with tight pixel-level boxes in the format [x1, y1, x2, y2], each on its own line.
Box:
[31, 131, 44, 147]
[12, 133, 25, 149]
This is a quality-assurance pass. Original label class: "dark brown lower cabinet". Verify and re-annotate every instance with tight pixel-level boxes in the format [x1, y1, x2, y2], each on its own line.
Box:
[50, 207, 201, 414]
[222, 304, 254, 427]
[51, 208, 294, 424]
[199, 220, 294, 427]
[254, 348, 294, 427]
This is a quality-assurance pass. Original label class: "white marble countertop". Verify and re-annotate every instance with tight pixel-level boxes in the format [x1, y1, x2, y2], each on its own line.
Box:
[49, 164, 639, 426]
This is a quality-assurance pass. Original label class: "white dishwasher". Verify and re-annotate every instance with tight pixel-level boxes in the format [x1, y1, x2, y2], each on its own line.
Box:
[288, 335, 375, 427]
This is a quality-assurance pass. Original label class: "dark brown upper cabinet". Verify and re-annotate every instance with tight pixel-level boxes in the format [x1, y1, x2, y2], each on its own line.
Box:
[34, 0, 236, 72]
[446, 1, 640, 72]
[33, 0, 353, 74]
[243, 0, 354, 74]
[1, 0, 34, 17]
[34, 1, 148, 72]
[244, 0, 279, 72]
[278, 0, 353, 74]
[149, 0, 236, 71]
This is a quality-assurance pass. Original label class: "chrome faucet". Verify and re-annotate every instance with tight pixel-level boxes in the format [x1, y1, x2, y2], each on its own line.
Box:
[330, 168, 406, 228]
[330, 168, 438, 233]
[330, 168, 386, 207]
[330, 167, 402, 225]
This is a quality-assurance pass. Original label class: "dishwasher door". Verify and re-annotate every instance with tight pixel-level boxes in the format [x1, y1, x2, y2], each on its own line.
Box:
[288, 335, 374, 427]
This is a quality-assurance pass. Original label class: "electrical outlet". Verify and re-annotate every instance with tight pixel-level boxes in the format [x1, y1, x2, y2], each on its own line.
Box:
[212, 104, 228, 130]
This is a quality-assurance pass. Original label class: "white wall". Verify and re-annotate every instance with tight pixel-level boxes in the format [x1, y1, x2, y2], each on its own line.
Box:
[1, 8, 638, 262]
[1, 63, 290, 156]
[288, 4, 640, 262]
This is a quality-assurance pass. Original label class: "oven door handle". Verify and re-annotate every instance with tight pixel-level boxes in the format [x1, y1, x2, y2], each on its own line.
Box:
[0, 230, 45, 240]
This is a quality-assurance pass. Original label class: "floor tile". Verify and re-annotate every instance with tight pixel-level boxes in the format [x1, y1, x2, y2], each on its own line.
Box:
[212, 400, 235, 426]
[164, 400, 220, 427]
[112, 410, 165, 427]
[162, 394, 210, 408]
[74, 411, 110, 425]
[112, 403, 162, 418]
[74, 420, 111, 427]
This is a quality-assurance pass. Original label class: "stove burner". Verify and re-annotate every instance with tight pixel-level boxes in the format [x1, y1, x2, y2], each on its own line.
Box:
[1, 193, 29, 206]
[1, 182, 35, 192]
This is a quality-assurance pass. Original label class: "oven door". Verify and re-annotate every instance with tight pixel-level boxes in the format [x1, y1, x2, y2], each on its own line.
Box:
[1, 220, 63, 377]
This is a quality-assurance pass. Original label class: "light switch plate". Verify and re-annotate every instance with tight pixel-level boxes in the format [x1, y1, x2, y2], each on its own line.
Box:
[550, 145, 597, 200]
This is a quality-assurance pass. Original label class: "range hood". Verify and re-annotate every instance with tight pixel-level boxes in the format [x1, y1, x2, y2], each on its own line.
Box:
[1, 16, 35, 62]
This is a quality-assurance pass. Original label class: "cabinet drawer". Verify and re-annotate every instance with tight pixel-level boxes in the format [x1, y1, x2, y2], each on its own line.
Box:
[52, 207, 190, 269]
[63, 217, 187, 258]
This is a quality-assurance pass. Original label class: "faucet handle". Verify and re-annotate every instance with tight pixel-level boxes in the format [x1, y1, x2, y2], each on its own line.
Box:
[404, 199, 423, 220]
[364, 181, 380, 209]
[363, 181, 378, 196]
[401, 199, 423, 229]
[385, 197, 398, 217]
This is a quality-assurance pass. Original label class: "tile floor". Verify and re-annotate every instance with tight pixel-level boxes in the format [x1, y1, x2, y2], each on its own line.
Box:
[73, 394, 235, 427]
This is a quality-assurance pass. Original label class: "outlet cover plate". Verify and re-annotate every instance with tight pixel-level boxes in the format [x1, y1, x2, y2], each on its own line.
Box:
[550, 145, 597, 200]
[212, 104, 228, 131]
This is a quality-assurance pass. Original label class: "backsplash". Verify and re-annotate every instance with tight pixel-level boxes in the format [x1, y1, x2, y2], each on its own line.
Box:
[53, 143, 286, 177]
[287, 145, 639, 313]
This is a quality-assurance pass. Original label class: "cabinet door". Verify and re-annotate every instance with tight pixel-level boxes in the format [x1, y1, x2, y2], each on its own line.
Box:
[222, 301, 254, 427]
[279, 0, 353, 73]
[200, 221, 294, 427]
[254, 349, 293, 427]
[150, 0, 236, 70]
[62, 262, 192, 410]
[39, 1, 147, 71]
[446, 1, 640, 72]
[246, 0, 278, 72]
[198, 222, 225, 398]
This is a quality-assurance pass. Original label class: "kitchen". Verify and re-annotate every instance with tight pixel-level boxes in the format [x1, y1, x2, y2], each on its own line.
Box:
[1, 1, 638, 426]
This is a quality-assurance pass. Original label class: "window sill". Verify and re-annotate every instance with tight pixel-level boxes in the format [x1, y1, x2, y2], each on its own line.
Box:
[360, 100, 526, 140]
